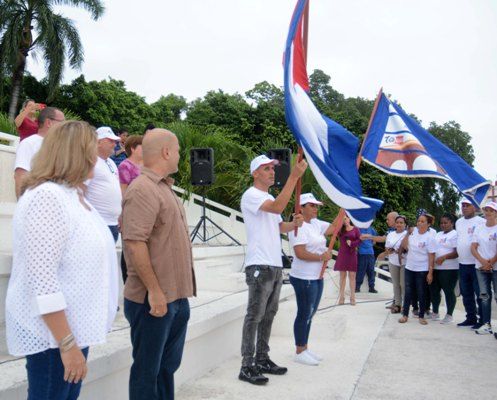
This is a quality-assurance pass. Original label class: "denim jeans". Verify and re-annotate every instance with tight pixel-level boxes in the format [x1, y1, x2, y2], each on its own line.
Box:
[124, 297, 190, 400]
[429, 269, 458, 315]
[475, 269, 497, 324]
[403, 268, 429, 318]
[26, 347, 89, 400]
[356, 254, 376, 289]
[290, 276, 323, 346]
[108, 225, 119, 242]
[241, 265, 282, 367]
[459, 264, 482, 323]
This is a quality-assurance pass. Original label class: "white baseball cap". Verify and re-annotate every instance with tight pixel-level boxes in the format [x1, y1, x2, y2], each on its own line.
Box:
[250, 155, 279, 175]
[461, 199, 473, 206]
[96, 126, 120, 141]
[483, 201, 497, 212]
[300, 193, 323, 206]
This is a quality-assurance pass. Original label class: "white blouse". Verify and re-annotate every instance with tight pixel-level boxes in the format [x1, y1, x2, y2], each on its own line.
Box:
[6, 182, 119, 356]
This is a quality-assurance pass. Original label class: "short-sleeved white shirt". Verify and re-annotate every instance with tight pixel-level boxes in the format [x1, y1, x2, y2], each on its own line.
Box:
[433, 230, 458, 270]
[85, 157, 122, 225]
[241, 187, 283, 268]
[471, 224, 497, 270]
[385, 230, 407, 266]
[14, 134, 43, 171]
[405, 229, 436, 272]
[288, 219, 330, 280]
[456, 216, 485, 264]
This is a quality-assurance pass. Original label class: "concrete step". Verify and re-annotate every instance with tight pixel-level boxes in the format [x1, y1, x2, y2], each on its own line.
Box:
[0, 285, 295, 399]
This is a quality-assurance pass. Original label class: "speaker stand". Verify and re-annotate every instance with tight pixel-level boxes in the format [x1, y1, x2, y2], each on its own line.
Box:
[190, 194, 241, 245]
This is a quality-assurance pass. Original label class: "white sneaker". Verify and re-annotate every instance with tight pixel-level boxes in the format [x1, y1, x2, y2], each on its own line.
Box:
[306, 349, 323, 362]
[475, 323, 493, 335]
[440, 314, 453, 324]
[430, 313, 440, 321]
[294, 351, 319, 366]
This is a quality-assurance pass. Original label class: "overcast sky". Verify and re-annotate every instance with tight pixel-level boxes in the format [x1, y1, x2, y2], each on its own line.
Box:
[27, 0, 497, 182]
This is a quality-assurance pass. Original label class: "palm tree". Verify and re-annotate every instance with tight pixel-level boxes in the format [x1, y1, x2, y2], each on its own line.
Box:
[0, 0, 104, 119]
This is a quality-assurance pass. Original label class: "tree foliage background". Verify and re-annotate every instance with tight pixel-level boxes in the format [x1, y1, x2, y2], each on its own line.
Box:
[0, 69, 476, 233]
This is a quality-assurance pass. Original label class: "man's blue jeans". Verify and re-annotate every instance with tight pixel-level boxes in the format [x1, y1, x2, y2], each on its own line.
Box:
[356, 254, 376, 289]
[475, 269, 497, 324]
[459, 264, 482, 323]
[290, 276, 324, 346]
[124, 297, 190, 400]
[26, 347, 89, 400]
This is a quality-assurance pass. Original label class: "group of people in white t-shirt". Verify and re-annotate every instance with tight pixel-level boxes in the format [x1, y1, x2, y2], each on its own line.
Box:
[393, 200, 497, 337]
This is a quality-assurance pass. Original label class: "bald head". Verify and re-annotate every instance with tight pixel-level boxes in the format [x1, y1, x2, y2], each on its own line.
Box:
[386, 211, 399, 228]
[142, 128, 180, 175]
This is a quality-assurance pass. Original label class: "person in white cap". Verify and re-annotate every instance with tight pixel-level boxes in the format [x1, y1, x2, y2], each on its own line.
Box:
[455, 199, 485, 328]
[471, 201, 497, 335]
[85, 127, 122, 241]
[288, 193, 335, 366]
[239, 154, 307, 385]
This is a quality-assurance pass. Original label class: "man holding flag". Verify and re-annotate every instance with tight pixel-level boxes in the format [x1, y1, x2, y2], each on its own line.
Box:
[239, 155, 307, 385]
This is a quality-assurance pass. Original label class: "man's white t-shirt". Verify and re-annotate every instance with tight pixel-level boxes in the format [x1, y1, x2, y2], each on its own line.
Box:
[14, 134, 44, 171]
[405, 229, 436, 272]
[385, 230, 407, 266]
[456, 216, 485, 264]
[433, 230, 459, 270]
[241, 187, 283, 268]
[471, 224, 497, 270]
[288, 219, 330, 280]
[85, 157, 122, 225]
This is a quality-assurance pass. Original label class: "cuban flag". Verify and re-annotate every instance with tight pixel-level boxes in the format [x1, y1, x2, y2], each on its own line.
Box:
[361, 93, 491, 207]
[284, 0, 383, 228]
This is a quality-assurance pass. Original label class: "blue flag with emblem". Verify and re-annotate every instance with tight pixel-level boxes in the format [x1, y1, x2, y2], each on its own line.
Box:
[361, 93, 491, 207]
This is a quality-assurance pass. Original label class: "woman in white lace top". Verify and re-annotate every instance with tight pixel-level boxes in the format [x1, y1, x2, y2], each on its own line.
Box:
[5, 121, 119, 399]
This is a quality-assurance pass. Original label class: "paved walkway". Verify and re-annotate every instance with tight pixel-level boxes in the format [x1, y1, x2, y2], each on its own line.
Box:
[177, 274, 497, 400]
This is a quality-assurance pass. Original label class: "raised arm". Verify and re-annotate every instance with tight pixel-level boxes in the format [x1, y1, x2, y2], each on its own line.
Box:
[260, 159, 307, 214]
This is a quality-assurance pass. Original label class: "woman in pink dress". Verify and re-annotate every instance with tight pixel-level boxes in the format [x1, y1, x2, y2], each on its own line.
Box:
[334, 216, 361, 305]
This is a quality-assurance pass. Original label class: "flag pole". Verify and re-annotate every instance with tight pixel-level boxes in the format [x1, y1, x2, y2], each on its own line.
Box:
[294, 0, 310, 236]
[319, 87, 384, 279]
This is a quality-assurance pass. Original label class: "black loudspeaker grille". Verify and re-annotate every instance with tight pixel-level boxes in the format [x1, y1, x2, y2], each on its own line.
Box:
[267, 148, 291, 188]
[190, 148, 214, 186]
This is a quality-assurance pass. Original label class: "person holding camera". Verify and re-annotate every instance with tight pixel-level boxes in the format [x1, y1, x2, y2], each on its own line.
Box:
[15, 99, 44, 141]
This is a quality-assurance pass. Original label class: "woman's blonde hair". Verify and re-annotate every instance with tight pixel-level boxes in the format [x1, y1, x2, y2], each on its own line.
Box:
[21, 121, 98, 194]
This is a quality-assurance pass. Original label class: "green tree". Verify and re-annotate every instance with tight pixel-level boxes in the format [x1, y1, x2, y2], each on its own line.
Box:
[151, 94, 187, 125]
[54, 75, 156, 132]
[245, 81, 294, 149]
[0, 0, 104, 119]
[186, 90, 255, 143]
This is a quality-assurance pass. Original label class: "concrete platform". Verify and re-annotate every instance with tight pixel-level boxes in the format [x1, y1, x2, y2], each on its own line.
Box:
[177, 273, 497, 400]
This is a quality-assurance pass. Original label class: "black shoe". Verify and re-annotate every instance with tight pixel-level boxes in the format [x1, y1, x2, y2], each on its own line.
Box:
[494, 332, 497, 340]
[457, 319, 477, 327]
[256, 359, 288, 375]
[238, 366, 268, 385]
[355, 288, 360, 293]
[369, 288, 378, 294]
[471, 322, 483, 330]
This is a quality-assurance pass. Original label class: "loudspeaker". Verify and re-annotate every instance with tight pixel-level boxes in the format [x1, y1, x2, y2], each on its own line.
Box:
[190, 148, 214, 186]
[267, 148, 291, 188]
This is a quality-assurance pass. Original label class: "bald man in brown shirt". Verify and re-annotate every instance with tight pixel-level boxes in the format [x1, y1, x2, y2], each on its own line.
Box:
[122, 129, 196, 400]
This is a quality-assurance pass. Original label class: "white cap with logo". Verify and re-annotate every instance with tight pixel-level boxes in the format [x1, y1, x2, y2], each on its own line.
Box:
[96, 126, 120, 141]
[300, 193, 323, 206]
[483, 201, 497, 212]
[250, 155, 279, 175]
